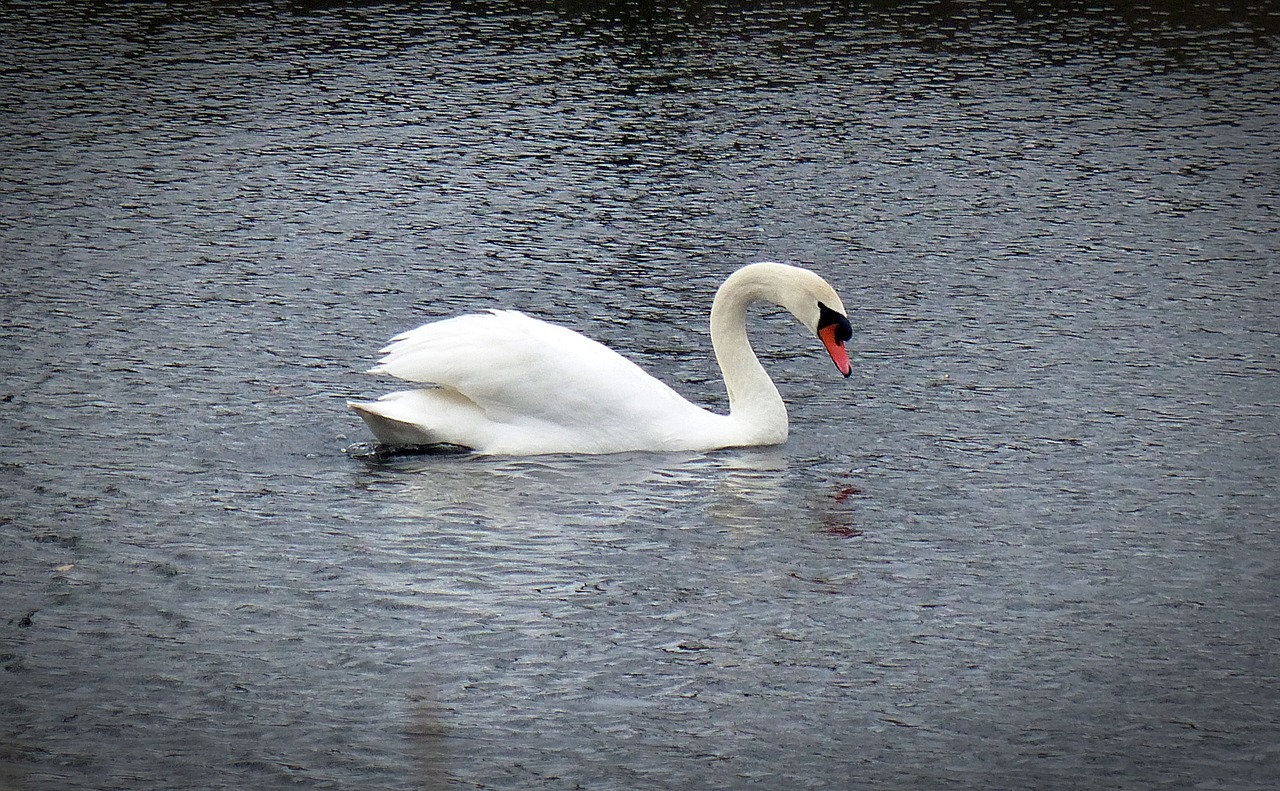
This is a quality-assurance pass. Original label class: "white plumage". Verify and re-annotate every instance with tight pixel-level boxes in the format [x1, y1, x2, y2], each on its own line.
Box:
[349, 262, 852, 456]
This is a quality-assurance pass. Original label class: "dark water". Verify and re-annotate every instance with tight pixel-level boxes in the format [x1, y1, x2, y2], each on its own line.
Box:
[2, 1, 1278, 789]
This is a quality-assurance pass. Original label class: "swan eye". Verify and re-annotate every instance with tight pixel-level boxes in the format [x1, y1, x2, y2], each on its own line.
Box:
[817, 302, 852, 343]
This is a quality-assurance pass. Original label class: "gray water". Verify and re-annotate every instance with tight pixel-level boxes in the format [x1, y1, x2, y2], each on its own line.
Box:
[2, 2, 1278, 789]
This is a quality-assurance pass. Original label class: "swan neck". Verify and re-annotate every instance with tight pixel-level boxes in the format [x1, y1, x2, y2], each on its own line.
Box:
[709, 276, 787, 440]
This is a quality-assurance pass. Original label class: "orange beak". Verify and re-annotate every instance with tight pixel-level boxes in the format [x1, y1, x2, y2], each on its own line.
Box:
[819, 324, 852, 378]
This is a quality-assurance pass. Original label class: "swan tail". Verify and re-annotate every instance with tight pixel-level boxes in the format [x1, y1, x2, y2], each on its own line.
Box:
[348, 401, 446, 447]
[347, 389, 481, 449]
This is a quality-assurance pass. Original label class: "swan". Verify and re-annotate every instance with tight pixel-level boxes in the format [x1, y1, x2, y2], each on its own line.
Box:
[348, 262, 852, 456]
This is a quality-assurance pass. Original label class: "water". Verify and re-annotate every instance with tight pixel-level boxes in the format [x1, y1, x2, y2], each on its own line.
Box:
[2, 2, 1278, 789]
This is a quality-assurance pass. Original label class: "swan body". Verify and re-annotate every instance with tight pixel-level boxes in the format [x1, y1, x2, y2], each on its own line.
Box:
[349, 262, 852, 456]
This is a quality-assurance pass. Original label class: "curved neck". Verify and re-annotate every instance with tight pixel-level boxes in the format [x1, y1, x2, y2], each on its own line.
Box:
[709, 274, 788, 442]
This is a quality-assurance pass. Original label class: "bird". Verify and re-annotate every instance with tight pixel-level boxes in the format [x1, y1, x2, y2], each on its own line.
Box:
[348, 262, 852, 456]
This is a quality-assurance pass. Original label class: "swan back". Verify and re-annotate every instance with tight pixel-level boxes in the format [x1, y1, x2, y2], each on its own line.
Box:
[358, 310, 730, 454]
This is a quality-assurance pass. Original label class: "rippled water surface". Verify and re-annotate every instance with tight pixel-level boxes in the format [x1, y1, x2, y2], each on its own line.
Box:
[2, 2, 1278, 789]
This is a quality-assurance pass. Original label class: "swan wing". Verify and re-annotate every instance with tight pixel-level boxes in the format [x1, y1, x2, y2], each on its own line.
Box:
[364, 310, 719, 452]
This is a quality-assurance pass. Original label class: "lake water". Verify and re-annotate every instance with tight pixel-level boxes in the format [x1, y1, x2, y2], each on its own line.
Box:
[2, 2, 1277, 789]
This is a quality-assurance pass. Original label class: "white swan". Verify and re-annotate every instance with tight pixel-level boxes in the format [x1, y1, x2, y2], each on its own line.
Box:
[348, 262, 852, 456]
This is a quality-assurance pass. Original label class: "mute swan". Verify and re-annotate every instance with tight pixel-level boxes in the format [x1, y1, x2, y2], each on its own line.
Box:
[348, 262, 852, 455]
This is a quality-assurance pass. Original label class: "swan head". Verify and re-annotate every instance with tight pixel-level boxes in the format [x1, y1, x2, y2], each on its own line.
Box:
[717, 262, 854, 377]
